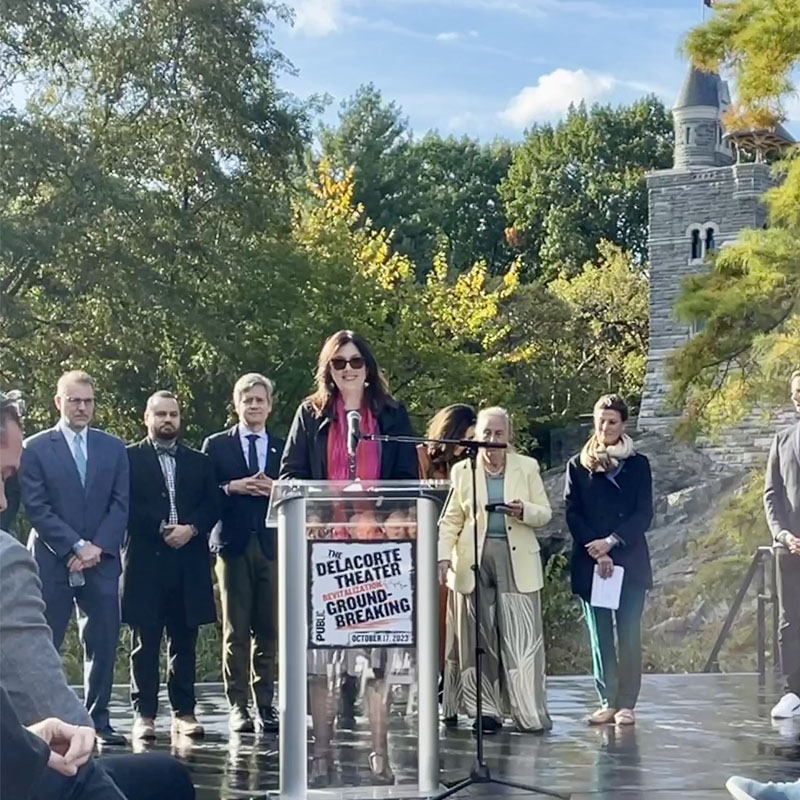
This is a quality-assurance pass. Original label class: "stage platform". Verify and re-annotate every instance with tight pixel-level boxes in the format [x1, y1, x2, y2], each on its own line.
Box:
[95, 673, 800, 799]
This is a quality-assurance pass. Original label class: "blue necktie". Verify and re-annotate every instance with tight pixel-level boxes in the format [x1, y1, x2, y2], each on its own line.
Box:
[74, 434, 87, 486]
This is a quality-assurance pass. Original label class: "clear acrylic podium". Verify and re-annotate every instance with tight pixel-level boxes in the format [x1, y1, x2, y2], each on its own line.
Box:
[267, 480, 447, 799]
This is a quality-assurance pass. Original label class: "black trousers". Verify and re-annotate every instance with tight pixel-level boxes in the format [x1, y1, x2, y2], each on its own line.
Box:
[33, 753, 194, 800]
[777, 548, 800, 695]
[130, 567, 198, 718]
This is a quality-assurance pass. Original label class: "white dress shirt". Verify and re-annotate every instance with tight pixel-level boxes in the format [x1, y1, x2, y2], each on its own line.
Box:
[238, 424, 268, 472]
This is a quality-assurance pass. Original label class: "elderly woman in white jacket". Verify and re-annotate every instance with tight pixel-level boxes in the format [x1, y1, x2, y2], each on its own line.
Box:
[438, 406, 552, 733]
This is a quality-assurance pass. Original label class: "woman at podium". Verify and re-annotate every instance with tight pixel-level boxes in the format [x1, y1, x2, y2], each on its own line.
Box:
[417, 404, 477, 725]
[437, 406, 553, 733]
[280, 329, 417, 788]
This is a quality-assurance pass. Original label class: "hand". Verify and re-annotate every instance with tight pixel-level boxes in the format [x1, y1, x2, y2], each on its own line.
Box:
[67, 556, 84, 573]
[596, 554, 614, 579]
[27, 718, 95, 777]
[77, 542, 102, 568]
[248, 475, 273, 497]
[506, 500, 524, 520]
[786, 534, 800, 555]
[586, 538, 612, 559]
[437, 560, 451, 586]
[163, 524, 195, 549]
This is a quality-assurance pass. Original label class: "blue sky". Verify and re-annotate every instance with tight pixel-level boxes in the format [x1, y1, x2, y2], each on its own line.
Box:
[273, 0, 800, 140]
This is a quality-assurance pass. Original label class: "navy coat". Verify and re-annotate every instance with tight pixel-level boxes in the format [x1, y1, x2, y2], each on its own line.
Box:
[563, 451, 653, 602]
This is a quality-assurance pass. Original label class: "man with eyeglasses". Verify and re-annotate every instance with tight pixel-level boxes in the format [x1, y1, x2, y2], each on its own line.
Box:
[0, 388, 195, 799]
[19, 370, 129, 745]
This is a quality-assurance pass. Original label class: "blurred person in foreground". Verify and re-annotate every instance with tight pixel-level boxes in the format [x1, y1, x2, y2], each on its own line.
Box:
[437, 406, 552, 733]
[417, 403, 477, 725]
[764, 371, 800, 720]
[19, 370, 129, 745]
[0, 388, 194, 799]
[280, 329, 417, 786]
[564, 394, 653, 727]
[123, 391, 219, 741]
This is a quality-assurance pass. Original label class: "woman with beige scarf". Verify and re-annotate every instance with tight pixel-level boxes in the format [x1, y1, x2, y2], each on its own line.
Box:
[564, 394, 653, 727]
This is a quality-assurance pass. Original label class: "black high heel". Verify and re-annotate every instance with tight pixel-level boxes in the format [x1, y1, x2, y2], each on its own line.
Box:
[309, 754, 335, 788]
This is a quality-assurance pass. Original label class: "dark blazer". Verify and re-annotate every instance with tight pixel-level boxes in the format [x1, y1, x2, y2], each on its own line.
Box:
[121, 439, 219, 628]
[0, 685, 50, 800]
[201, 426, 285, 559]
[20, 426, 129, 580]
[764, 423, 800, 547]
[280, 399, 418, 481]
[564, 452, 653, 601]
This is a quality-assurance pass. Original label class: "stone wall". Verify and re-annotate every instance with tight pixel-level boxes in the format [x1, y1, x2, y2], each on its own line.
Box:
[638, 160, 776, 467]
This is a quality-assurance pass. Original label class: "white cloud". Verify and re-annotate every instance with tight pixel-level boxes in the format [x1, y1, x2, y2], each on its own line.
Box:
[436, 30, 479, 41]
[293, 0, 344, 36]
[499, 68, 616, 127]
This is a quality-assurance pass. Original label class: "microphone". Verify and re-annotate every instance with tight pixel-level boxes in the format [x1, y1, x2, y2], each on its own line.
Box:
[346, 410, 361, 459]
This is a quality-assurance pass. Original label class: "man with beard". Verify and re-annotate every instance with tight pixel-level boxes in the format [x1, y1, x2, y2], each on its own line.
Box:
[123, 391, 219, 741]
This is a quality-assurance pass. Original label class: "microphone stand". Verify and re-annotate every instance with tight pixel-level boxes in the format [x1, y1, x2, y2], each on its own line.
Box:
[360, 432, 570, 800]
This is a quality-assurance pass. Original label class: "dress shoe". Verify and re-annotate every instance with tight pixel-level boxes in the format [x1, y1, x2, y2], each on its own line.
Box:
[95, 725, 126, 746]
[172, 714, 205, 738]
[229, 705, 255, 733]
[257, 705, 279, 732]
[132, 715, 156, 740]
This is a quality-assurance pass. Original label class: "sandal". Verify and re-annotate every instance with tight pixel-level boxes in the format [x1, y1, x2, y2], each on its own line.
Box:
[588, 707, 617, 725]
[614, 708, 635, 726]
[368, 751, 395, 785]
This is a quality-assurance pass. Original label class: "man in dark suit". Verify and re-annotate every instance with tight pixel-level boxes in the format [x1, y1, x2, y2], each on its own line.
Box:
[19, 370, 129, 745]
[123, 391, 219, 741]
[202, 373, 284, 733]
[765, 370, 800, 719]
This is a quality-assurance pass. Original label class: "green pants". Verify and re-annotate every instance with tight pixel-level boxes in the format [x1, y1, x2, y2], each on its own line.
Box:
[582, 581, 646, 710]
[215, 534, 277, 708]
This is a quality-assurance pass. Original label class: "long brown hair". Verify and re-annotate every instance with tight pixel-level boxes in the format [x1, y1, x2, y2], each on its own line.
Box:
[307, 330, 394, 416]
[425, 404, 476, 469]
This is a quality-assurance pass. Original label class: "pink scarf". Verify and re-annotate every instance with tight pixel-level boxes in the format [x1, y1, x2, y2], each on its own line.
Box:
[326, 396, 381, 481]
[326, 397, 381, 540]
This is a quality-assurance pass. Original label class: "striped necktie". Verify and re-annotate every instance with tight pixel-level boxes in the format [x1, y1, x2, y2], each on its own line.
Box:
[73, 434, 87, 486]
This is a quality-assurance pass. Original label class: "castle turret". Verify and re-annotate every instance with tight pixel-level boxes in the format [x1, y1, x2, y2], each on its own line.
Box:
[672, 66, 733, 168]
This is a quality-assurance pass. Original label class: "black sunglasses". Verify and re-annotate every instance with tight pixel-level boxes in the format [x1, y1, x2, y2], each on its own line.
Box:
[330, 356, 365, 371]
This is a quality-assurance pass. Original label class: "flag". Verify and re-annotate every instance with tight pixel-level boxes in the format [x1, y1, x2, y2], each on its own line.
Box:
[703, 0, 716, 6]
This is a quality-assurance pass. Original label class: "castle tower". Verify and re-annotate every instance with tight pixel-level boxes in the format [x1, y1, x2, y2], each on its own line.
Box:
[638, 65, 777, 463]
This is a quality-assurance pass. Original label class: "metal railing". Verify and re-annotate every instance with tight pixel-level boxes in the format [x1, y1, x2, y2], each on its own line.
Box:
[703, 545, 780, 685]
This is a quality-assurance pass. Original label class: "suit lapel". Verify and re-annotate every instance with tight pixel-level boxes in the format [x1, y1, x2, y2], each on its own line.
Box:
[49, 428, 84, 493]
[144, 439, 168, 495]
[504, 455, 523, 504]
[791, 423, 800, 471]
[228, 425, 249, 475]
[84, 429, 100, 495]
[265, 435, 281, 479]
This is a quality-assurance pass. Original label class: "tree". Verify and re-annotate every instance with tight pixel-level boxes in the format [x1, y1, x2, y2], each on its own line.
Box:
[320, 85, 514, 277]
[669, 0, 800, 434]
[500, 97, 673, 280]
[502, 243, 649, 423]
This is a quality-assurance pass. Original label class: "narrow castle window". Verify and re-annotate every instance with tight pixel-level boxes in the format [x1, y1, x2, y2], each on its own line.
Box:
[691, 229, 702, 259]
[705, 227, 716, 253]
[684, 126, 692, 145]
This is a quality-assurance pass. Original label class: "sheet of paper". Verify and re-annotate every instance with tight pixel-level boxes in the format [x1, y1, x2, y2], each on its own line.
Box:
[590, 565, 625, 610]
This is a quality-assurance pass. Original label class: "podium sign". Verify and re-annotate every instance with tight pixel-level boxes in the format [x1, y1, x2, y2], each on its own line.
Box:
[309, 539, 415, 648]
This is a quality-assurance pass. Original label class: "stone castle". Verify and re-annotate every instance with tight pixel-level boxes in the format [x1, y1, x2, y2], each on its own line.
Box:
[637, 65, 795, 466]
